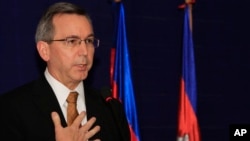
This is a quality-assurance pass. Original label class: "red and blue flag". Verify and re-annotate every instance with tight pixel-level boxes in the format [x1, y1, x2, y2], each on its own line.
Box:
[110, 2, 141, 141]
[177, 3, 201, 141]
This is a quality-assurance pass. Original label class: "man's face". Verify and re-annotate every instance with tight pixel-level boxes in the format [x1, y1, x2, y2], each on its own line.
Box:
[46, 14, 95, 89]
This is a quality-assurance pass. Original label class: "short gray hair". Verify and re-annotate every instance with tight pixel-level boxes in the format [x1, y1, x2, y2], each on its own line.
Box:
[35, 2, 91, 43]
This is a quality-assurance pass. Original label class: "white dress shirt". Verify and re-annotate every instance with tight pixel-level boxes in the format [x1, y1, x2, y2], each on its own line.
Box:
[44, 68, 87, 124]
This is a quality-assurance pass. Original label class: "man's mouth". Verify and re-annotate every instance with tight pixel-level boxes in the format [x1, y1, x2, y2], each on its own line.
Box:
[76, 64, 87, 70]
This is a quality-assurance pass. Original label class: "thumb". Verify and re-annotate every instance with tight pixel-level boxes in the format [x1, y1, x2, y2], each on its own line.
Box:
[51, 111, 62, 128]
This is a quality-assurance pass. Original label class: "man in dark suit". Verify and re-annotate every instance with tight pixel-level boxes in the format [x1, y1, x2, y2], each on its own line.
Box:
[0, 2, 130, 141]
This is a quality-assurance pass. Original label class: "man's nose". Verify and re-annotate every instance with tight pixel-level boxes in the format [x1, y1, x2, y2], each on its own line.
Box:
[78, 41, 88, 55]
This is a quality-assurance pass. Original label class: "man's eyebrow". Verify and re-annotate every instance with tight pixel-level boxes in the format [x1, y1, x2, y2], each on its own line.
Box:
[86, 34, 95, 38]
[66, 34, 95, 39]
[66, 35, 80, 38]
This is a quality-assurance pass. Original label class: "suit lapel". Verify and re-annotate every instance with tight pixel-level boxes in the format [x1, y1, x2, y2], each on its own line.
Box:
[32, 77, 67, 127]
[84, 87, 103, 120]
[84, 87, 105, 139]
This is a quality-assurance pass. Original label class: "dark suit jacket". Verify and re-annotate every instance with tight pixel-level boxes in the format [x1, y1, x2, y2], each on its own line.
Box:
[0, 76, 130, 141]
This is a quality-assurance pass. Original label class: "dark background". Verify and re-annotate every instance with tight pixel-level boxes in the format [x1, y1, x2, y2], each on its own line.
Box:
[0, 0, 250, 140]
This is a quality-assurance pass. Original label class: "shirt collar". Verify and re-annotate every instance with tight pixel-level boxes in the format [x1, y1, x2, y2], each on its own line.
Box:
[44, 68, 84, 107]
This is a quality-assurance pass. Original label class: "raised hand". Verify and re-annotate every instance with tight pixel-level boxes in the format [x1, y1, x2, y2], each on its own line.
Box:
[51, 111, 101, 141]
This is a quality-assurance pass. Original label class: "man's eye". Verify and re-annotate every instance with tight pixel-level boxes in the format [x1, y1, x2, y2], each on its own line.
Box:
[85, 38, 94, 44]
[67, 38, 78, 44]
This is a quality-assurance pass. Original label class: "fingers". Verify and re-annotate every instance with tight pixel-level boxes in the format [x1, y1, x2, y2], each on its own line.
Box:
[85, 125, 101, 139]
[89, 139, 101, 141]
[71, 111, 86, 127]
[79, 117, 100, 140]
[82, 117, 97, 130]
[51, 111, 100, 141]
[51, 111, 62, 129]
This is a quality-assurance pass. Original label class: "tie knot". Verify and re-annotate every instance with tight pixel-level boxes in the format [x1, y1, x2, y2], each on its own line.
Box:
[66, 92, 78, 103]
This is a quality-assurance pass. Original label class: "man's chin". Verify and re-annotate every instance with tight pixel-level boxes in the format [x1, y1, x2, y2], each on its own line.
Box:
[77, 73, 88, 81]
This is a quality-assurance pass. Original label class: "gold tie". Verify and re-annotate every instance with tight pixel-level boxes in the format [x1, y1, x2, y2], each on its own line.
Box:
[66, 92, 79, 126]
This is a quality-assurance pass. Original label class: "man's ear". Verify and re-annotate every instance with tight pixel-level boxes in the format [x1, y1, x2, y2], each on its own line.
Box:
[37, 41, 50, 61]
